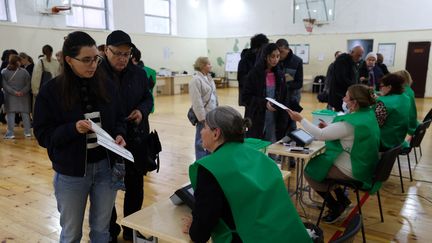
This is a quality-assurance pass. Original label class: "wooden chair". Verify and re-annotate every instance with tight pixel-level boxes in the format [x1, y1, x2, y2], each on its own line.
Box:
[316, 145, 402, 243]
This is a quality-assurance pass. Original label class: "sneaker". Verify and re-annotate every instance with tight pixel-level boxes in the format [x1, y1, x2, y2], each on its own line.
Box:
[4, 134, 15, 139]
[323, 205, 346, 224]
[24, 133, 32, 138]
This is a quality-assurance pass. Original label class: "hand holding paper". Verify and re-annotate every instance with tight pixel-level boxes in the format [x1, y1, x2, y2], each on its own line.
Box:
[265, 97, 288, 110]
[88, 119, 134, 162]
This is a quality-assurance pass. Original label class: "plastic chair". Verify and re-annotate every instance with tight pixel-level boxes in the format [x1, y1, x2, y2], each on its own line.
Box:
[316, 145, 402, 243]
[417, 108, 432, 156]
[396, 120, 431, 192]
[329, 214, 362, 243]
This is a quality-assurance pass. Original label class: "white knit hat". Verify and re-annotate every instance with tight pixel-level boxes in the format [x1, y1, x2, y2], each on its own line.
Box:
[365, 52, 377, 60]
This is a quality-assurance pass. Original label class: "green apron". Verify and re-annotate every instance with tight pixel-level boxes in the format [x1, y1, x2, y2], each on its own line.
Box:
[377, 94, 410, 150]
[304, 108, 381, 193]
[189, 142, 311, 243]
[403, 85, 419, 135]
[143, 66, 157, 113]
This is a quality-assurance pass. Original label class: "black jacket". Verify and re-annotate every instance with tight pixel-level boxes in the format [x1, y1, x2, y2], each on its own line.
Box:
[101, 60, 154, 173]
[243, 66, 288, 140]
[33, 76, 126, 177]
[279, 51, 303, 90]
[359, 63, 384, 91]
[328, 53, 361, 111]
[237, 49, 258, 106]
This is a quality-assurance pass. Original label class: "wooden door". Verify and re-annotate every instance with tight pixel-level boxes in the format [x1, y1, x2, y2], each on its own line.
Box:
[406, 42, 430, 98]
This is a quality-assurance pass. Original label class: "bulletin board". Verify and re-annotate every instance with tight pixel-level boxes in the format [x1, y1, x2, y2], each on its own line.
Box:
[225, 52, 241, 72]
[378, 43, 396, 67]
[291, 44, 310, 64]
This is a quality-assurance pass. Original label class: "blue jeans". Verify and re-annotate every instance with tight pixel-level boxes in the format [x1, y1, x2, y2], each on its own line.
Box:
[6, 112, 31, 135]
[54, 159, 117, 243]
[195, 122, 209, 160]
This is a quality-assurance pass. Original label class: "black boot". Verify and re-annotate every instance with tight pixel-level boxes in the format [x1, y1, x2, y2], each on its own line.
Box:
[317, 191, 344, 224]
[334, 187, 352, 209]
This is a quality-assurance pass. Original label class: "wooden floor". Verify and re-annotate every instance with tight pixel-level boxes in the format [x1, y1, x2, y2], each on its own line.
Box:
[1, 88, 431, 243]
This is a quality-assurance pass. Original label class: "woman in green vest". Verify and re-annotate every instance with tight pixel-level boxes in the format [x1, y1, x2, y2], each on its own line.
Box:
[375, 73, 410, 150]
[394, 70, 418, 140]
[184, 106, 312, 243]
[287, 84, 380, 224]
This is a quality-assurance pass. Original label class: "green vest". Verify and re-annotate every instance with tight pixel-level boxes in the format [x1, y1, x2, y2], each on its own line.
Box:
[143, 66, 157, 113]
[377, 94, 410, 149]
[403, 85, 419, 135]
[189, 143, 311, 243]
[304, 108, 381, 193]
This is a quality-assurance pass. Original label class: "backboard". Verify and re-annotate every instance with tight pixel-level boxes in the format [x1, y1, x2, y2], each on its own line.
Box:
[294, 0, 335, 30]
[35, 0, 71, 15]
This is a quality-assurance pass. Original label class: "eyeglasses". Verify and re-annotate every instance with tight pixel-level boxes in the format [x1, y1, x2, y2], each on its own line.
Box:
[108, 47, 132, 58]
[72, 55, 103, 65]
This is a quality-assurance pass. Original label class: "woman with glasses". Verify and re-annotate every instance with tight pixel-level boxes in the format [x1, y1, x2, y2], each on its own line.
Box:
[375, 73, 410, 151]
[33, 31, 127, 243]
[287, 84, 380, 224]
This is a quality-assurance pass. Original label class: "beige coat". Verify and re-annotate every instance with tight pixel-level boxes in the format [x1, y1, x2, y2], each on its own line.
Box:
[189, 72, 218, 121]
[31, 56, 60, 96]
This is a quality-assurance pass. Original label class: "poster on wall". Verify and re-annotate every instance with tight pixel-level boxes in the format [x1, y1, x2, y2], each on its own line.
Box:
[378, 43, 396, 67]
[347, 39, 374, 60]
[292, 44, 310, 64]
[225, 52, 241, 72]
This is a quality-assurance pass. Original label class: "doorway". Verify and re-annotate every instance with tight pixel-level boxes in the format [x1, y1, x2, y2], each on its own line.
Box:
[406, 42, 430, 98]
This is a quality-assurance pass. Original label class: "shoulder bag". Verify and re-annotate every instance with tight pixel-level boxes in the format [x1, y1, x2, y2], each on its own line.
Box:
[187, 77, 213, 126]
[39, 60, 52, 87]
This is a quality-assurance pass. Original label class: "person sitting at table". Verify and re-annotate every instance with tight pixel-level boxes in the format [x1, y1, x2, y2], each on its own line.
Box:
[375, 73, 410, 151]
[287, 84, 380, 224]
[183, 106, 312, 243]
[394, 70, 418, 142]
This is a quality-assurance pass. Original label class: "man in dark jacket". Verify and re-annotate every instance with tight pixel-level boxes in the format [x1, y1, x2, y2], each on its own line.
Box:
[276, 38, 303, 132]
[237, 33, 269, 106]
[328, 46, 364, 111]
[103, 30, 154, 242]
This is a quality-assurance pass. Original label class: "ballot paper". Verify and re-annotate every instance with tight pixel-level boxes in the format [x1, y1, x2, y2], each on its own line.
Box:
[88, 119, 134, 162]
[266, 97, 289, 110]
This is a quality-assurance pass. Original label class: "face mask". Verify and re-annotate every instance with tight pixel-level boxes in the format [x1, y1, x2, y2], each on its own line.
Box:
[342, 101, 350, 113]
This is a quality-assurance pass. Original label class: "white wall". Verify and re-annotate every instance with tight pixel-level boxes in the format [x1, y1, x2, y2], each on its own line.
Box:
[2, 0, 432, 96]
[207, 0, 432, 37]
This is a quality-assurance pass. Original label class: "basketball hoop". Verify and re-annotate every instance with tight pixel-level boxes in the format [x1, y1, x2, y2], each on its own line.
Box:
[303, 18, 316, 33]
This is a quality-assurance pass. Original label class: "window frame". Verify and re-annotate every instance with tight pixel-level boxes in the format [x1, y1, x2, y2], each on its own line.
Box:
[144, 0, 172, 35]
[0, 0, 10, 21]
[67, 0, 108, 30]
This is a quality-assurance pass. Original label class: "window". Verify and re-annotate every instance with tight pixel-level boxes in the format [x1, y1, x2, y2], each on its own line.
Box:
[66, 0, 107, 29]
[145, 0, 172, 34]
[0, 0, 9, 21]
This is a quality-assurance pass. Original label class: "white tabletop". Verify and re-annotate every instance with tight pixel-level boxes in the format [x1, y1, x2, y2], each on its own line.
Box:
[267, 140, 326, 160]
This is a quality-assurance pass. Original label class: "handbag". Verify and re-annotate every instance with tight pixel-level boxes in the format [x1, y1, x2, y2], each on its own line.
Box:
[40, 60, 52, 87]
[187, 76, 213, 126]
[127, 121, 162, 174]
[187, 107, 199, 126]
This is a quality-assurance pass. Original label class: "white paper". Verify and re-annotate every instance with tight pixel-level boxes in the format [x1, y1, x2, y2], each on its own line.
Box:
[266, 97, 289, 110]
[88, 119, 134, 162]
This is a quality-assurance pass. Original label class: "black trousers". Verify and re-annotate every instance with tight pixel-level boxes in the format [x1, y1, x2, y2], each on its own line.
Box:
[110, 161, 144, 237]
